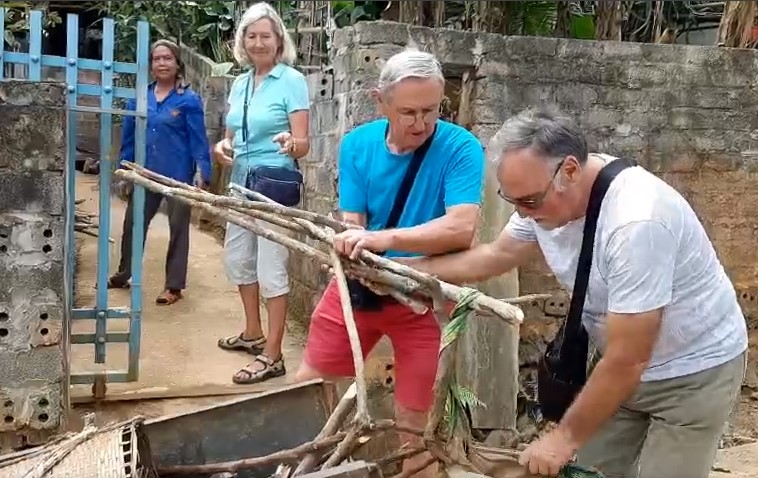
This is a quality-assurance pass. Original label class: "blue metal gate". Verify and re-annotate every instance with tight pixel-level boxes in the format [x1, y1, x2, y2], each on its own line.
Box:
[0, 9, 150, 397]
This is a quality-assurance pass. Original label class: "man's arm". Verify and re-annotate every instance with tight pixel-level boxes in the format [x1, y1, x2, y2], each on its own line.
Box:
[378, 134, 486, 254]
[557, 220, 676, 449]
[401, 227, 541, 284]
[381, 204, 479, 255]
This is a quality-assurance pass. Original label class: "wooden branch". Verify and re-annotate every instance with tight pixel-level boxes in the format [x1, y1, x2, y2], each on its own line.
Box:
[425, 335, 459, 443]
[115, 166, 526, 325]
[322, 428, 360, 469]
[157, 420, 405, 476]
[329, 251, 370, 426]
[292, 384, 357, 476]
[390, 456, 439, 478]
[122, 161, 352, 232]
[376, 447, 427, 467]
[158, 432, 349, 476]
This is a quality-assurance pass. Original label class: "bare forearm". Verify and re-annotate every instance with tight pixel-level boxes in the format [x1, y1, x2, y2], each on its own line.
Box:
[291, 137, 310, 159]
[559, 357, 644, 447]
[403, 242, 515, 284]
[385, 216, 474, 256]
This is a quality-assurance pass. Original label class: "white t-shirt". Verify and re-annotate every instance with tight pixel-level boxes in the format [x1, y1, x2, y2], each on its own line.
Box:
[505, 155, 748, 382]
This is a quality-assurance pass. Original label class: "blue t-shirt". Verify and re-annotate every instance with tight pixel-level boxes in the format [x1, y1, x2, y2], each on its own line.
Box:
[225, 63, 310, 186]
[338, 118, 485, 258]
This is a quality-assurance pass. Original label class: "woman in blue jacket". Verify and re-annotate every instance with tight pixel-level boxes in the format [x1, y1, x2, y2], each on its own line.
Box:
[108, 39, 211, 306]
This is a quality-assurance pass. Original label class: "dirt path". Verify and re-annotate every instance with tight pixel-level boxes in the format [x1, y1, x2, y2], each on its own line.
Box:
[69, 173, 306, 406]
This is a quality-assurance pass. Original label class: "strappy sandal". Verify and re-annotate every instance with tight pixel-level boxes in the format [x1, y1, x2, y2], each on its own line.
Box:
[156, 289, 182, 305]
[217, 333, 266, 355]
[232, 354, 286, 385]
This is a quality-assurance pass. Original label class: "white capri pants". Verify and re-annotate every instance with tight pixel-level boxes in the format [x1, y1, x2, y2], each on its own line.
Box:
[223, 218, 290, 298]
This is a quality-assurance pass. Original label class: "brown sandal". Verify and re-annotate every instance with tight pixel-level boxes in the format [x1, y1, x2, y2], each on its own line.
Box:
[156, 289, 182, 305]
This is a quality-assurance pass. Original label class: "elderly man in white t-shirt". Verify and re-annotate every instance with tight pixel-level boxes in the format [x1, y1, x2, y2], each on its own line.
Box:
[402, 108, 748, 478]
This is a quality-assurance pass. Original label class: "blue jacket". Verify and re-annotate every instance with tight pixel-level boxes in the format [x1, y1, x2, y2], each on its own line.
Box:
[119, 83, 211, 184]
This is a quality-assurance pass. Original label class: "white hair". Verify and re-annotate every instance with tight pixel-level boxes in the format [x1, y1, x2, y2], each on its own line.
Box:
[377, 49, 444, 94]
[233, 2, 297, 68]
[489, 108, 589, 190]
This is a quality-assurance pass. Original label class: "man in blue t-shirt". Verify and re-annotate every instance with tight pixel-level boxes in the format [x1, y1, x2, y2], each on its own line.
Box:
[295, 49, 485, 477]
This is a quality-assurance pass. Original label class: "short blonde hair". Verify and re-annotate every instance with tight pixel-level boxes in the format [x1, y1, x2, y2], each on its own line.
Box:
[233, 2, 297, 68]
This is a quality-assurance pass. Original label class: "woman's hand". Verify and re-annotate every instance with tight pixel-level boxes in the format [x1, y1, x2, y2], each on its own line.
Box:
[273, 131, 296, 155]
[213, 138, 233, 166]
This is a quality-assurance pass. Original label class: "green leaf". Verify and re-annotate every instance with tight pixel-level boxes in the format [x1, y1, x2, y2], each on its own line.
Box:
[569, 14, 595, 40]
[197, 23, 215, 33]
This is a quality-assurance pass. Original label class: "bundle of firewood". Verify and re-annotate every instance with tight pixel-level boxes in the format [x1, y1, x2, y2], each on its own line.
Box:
[113, 163, 599, 478]
[74, 199, 113, 243]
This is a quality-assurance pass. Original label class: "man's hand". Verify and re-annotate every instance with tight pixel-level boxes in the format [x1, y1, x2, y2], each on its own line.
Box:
[213, 138, 233, 166]
[333, 228, 392, 261]
[518, 428, 578, 477]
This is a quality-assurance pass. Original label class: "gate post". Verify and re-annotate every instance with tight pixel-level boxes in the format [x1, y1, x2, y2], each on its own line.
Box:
[0, 80, 69, 454]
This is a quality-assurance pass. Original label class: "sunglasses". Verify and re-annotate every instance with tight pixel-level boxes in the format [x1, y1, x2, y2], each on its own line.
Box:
[498, 159, 565, 210]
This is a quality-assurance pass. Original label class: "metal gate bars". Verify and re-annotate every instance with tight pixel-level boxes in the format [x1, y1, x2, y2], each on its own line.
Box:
[0, 8, 150, 399]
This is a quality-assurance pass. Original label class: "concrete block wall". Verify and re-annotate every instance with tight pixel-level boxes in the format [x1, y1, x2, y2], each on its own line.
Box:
[291, 20, 758, 429]
[0, 80, 69, 450]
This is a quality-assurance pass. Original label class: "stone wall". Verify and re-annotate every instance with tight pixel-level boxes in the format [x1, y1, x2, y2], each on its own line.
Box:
[292, 20, 758, 432]
[0, 80, 69, 450]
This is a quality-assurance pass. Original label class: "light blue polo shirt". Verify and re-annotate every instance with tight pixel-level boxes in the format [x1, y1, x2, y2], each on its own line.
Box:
[225, 63, 310, 186]
[338, 118, 485, 258]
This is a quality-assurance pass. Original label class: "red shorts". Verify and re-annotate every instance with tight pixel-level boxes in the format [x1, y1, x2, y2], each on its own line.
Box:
[302, 279, 441, 412]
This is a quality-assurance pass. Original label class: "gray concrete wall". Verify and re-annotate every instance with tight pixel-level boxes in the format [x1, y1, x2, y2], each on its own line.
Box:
[0, 80, 69, 450]
[291, 20, 758, 434]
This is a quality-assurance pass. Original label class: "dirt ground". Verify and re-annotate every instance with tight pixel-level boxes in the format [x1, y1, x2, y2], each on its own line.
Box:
[68, 172, 308, 427]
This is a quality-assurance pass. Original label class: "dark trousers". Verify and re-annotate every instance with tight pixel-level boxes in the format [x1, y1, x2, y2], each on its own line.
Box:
[113, 190, 192, 290]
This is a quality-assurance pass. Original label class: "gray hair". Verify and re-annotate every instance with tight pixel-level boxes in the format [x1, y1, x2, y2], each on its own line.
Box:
[489, 108, 588, 171]
[233, 2, 297, 68]
[377, 49, 444, 95]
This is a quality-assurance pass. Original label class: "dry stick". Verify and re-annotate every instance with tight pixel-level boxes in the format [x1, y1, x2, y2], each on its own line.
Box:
[158, 432, 349, 476]
[121, 172, 334, 268]
[376, 447, 427, 467]
[292, 384, 358, 476]
[116, 172, 428, 317]
[390, 456, 439, 478]
[424, 320, 460, 448]
[157, 420, 408, 476]
[119, 168, 373, 470]
[116, 168, 535, 473]
[122, 161, 351, 232]
[119, 164, 525, 324]
[328, 250, 370, 427]
[322, 428, 361, 469]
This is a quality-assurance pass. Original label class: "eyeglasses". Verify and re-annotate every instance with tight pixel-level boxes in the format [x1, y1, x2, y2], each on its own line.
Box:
[396, 109, 439, 127]
[498, 159, 565, 210]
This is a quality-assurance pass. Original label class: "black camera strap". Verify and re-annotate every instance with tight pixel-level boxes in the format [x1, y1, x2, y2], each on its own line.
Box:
[559, 157, 638, 384]
[381, 124, 437, 233]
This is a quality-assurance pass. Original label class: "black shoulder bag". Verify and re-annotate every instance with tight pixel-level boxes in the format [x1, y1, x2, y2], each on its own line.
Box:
[537, 157, 637, 422]
[346, 126, 437, 311]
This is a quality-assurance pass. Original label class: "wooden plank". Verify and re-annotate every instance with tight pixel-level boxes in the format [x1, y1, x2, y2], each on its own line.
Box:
[69, 378, 329, 404]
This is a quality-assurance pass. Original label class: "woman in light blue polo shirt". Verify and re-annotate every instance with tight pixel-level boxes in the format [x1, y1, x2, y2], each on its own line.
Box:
[213, 2, 310, 385]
